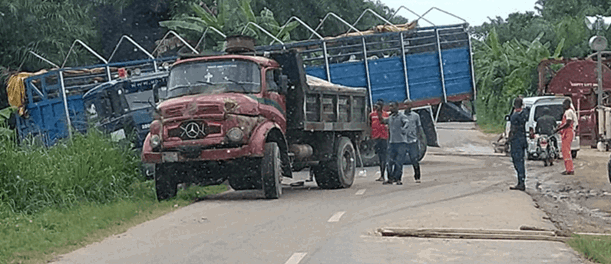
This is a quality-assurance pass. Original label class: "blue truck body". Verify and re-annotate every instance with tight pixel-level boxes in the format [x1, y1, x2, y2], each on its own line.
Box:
[82, 71, 168, 148]
[257, 24, 475, 109]
[15, 58, 173, 146]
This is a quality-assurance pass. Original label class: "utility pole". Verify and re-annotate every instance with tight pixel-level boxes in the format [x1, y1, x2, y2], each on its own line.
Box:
[586, 15, 611, 107]
[586, 15, 611, 149]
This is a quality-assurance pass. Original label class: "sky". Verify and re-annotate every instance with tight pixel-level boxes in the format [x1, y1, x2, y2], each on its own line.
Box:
[380, 0, 538, 27]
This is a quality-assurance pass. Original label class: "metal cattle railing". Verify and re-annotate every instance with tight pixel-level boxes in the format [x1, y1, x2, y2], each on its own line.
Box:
[256, 8, 474, 112]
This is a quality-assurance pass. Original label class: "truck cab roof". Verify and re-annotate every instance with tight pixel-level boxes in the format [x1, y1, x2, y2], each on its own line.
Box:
[174, 54, 280, 68]
[522, 95, 569, 107]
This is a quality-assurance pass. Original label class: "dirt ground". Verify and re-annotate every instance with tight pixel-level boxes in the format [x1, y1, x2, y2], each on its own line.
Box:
[526, 148, 611, 234]
[479, 122, 611, 235]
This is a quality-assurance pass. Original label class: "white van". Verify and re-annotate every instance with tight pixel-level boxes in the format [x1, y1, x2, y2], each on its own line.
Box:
[505, 96, 580, 159]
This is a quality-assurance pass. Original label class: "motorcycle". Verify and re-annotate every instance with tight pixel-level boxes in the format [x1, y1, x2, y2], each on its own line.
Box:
[535, 134, 559, 166]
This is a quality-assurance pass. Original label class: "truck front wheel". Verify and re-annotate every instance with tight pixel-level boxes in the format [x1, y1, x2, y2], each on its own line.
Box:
[155, 163, 178, 201]
[261, 142, 282, 199]
[315, 137, 356, 189]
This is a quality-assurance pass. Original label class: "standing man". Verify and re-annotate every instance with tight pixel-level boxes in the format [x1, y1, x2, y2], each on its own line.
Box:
[535, 107, 557, 166]
[382, 100, 421, 185]
[554, 99, 577, 175]
[509, 97, 530, 191]
[370, 100, 389, 182]
[402, 100, 423, 183]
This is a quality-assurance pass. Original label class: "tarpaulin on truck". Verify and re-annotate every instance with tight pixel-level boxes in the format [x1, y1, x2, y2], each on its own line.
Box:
[328, 21, 418, 39]
[6, 70, 47, 115]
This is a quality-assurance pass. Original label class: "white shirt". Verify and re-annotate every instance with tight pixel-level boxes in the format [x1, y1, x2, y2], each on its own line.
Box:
[564, 108, 578, 130]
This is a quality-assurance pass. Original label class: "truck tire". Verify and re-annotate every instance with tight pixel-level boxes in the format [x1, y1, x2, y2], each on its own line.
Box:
[155, 163, 178, 201]
[228, 175, 260, 190]
[228, 161, 261, 191]
[261, 142, 282, 199]
[315, 137, 356, 189]
[359, 140, 379, 166]
[417, 129, 427, 161]
[571, 150, 578, 159]
[405, 127, 428, 164]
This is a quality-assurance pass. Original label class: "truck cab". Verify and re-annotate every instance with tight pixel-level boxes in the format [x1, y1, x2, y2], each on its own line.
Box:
[142, 37, 368, 200]
[142, 51, 294, 200]
[83, 71, 167, 149]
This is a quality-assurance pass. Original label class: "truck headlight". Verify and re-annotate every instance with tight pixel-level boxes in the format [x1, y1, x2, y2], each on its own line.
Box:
[226, 127, 244, 143]
[150, 135, 161, 148]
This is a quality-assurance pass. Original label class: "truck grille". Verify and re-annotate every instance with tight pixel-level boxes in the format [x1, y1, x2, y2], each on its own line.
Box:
[168, 121, 221, 140]
[164, 106, 183, 118]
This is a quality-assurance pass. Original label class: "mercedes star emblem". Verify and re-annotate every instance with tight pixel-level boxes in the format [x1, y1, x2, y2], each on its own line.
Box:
[181, 122, 202, 139]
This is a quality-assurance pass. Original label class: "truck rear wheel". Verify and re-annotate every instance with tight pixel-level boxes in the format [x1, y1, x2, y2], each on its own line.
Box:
[261, 142, 282, 199]
[315, 137, 356, 189]
[359, 140, 379, 166]
[155, 163, 178, 201]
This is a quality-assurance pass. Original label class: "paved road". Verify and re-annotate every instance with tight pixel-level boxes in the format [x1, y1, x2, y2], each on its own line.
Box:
[54, 123, 584, 264]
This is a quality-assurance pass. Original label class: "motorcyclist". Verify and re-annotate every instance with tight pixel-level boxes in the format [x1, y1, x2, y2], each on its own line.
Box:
[535, 107, 557, 166]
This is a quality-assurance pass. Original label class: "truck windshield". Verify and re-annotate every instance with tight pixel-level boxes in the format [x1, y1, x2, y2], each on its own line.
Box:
[124, 90, 154, 111]
[165, 60, 261, 99]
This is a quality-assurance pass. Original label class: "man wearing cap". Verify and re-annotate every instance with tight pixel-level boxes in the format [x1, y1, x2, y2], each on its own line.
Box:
[535, 107, 557, 166]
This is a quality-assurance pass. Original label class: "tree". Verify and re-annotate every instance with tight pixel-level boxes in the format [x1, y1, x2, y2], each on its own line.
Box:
[0, 0, 98, 72]
[473, 28, 564, 126]
[160, 0, 300, 50]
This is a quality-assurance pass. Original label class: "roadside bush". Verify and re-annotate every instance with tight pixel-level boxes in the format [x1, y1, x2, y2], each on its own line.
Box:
[0, 128, 142, 215]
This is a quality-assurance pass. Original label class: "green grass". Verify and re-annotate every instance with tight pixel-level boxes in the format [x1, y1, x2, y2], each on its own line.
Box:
[568, 235, 611, 264]
[0, 129, 228, 263]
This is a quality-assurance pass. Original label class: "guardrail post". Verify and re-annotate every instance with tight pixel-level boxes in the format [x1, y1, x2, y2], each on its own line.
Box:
[400, 32, 411, 100]
[322, 42, 332, 82]
[58, 71, 72, 139]
[362, 37, 374, 107]
[435, 28, 448, 103]
[467, 34, 477, 101]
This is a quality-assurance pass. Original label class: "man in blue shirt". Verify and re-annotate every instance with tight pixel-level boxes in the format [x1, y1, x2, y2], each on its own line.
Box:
[509, 97, 530, 191]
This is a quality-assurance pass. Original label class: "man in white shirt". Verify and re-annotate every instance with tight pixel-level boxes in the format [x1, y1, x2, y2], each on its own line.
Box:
[554, 99, 577, 175]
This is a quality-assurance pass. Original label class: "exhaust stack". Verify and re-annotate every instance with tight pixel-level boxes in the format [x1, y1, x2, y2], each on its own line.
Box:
[225, 35, 255, 54]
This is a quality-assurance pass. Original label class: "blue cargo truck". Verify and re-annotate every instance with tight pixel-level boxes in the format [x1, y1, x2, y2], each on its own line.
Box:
[256, 21, 476, 164]
[15, 58, 172, 146]
[82, 71, 168, 148]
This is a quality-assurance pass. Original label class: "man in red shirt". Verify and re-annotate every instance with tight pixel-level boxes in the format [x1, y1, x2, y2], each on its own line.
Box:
[370, 100, 389, 181]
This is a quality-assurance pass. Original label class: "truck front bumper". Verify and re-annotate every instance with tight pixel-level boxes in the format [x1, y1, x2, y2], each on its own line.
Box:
[142, 145, 264, 164]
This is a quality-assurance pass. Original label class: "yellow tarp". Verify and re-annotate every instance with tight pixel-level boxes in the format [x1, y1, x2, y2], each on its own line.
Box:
[327, 21, 419, 40]
[6, 70, 47, 116]
[7, 73, 31, 108]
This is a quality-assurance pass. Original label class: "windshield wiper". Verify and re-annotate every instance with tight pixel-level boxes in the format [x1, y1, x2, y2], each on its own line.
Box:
[197, 80, 214, 85]
[224, 77, 250, 93]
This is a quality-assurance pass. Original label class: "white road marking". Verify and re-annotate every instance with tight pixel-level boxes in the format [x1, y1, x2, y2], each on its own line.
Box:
[355, 189, 366, 195]
[328, 211, 346, 222]
[285, 252, 307, 264]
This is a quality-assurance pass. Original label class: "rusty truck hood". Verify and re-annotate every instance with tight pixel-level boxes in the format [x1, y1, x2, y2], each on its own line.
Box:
[158, 93, 260, 119]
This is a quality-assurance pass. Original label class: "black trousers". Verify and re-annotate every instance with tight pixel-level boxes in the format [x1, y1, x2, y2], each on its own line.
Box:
[374, 138, 388, 178]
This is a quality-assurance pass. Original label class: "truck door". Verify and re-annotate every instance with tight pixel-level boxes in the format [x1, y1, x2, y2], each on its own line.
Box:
[263, 69, 287, 119]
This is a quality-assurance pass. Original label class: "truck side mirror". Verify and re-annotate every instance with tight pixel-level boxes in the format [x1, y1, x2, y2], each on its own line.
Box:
[152, 83, 160, 103]
[279, 75, 289, 94]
